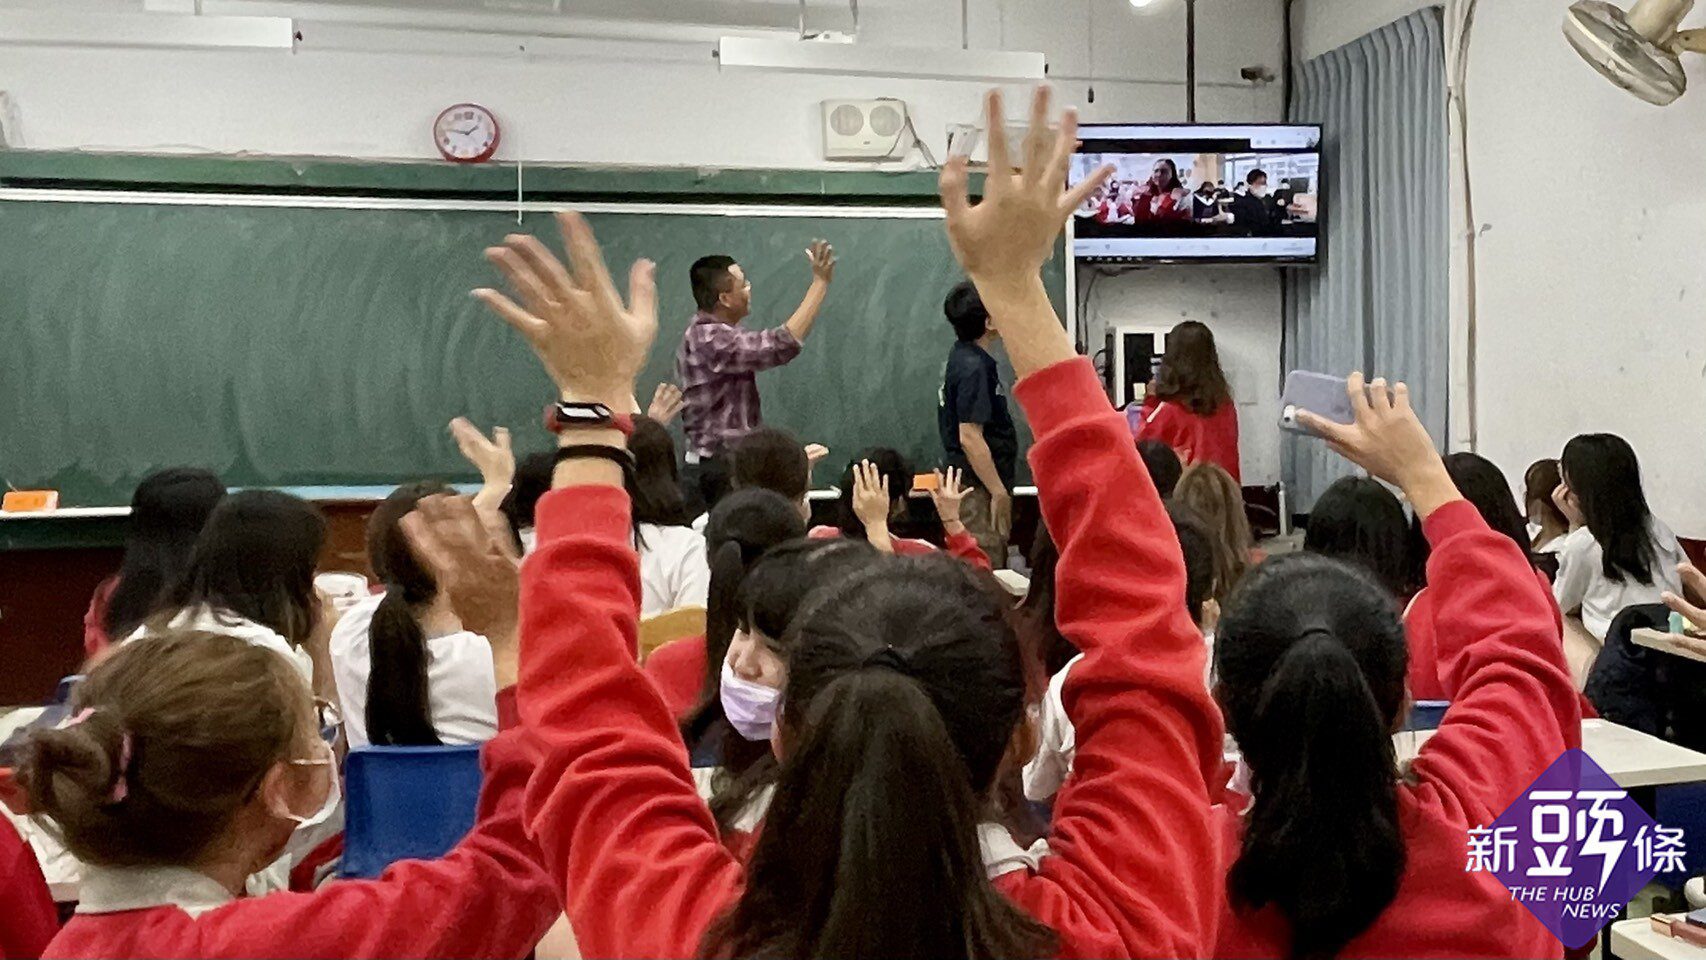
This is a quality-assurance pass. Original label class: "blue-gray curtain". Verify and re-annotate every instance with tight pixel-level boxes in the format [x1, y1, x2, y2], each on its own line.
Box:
[1283, 7, 1449, 510]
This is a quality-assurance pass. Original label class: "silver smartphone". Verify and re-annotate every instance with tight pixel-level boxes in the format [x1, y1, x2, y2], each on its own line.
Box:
[1279, 370, 1355, 436]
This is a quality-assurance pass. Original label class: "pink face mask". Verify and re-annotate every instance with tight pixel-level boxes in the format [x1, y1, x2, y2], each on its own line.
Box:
[720, 658, 781, 742]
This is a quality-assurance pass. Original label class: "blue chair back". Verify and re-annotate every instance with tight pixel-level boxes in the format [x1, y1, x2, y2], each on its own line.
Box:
[1402, 700, 1451, 732]
[340, 745, 483, 879]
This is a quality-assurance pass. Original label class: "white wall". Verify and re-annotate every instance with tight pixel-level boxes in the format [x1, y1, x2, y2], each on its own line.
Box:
[0, 0, 1284, 165]
[0, 0, 1290, 483]
[1082, 268, 1286, 484]
[1467, 0, 1706, 535]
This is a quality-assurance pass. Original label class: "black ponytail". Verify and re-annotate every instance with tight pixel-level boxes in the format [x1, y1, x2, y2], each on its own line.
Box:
[704, 555, 1053, 960]
[364, 482, 451, 747]
[1216, 553, 1409, 960]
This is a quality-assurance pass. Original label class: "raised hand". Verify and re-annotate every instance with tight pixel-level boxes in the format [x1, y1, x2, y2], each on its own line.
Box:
[647, 383, 685, 425]
[401, 494, 522, 686]
[450, 417, 515, 487]
[931, 467, 969, 533]
[1295, 374, 1459, 518]
[938, 87, 1112, 289]
[1663, 563, 1706, 635]
[1552, 482, 1585, 529]
[475, 212, 657, 409]
[807, 240, 837, 284]
[805, 443, 829, 470]
[938, 87, 1110, 377]
[851, 460, 895, 554]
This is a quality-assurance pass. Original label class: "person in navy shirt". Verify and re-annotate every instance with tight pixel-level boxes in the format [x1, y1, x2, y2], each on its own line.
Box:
[938, 281, 1018, 567]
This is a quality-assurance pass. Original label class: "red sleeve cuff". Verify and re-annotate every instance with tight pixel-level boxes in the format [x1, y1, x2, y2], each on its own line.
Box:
[1420, 498, 1484, 545]
[534, 485, 633, 549]
[1012, 357, 1107, 434]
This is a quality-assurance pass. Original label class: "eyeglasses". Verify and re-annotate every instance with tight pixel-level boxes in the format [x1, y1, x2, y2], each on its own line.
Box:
[313, 697, 343, 744]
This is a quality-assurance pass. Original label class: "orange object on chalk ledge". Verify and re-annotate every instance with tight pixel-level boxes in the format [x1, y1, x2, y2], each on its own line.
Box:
[2, 490, 59, 512]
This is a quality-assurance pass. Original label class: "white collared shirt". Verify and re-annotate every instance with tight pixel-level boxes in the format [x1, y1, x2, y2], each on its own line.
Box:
[128, 606, 313, 684]
[1552, 518, 1684, 640]
[77, 865, 234, 918]
[328, 593, 499, 750]
[637, 523, 710, 618]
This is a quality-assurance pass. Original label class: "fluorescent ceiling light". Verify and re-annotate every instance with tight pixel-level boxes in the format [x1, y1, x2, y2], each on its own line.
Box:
[717, 36, 1045, 82]
[0, 9, 294, 49]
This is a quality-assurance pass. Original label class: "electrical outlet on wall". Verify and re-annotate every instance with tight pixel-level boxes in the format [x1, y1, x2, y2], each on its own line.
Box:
[0, 92, 20, 148]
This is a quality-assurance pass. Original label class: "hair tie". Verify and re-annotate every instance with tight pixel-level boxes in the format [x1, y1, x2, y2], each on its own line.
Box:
[1297, 625, 1337, 645]
[60, 708, 132, 805]
[109, 732, 133, 805]
[861, 645, 910, 675]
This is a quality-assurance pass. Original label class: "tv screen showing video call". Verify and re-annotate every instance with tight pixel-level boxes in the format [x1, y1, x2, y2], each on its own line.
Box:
[1069, 124, 1323, 264]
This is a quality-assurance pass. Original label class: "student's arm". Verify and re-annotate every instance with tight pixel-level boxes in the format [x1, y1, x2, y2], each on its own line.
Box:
[187, 691, 560, 960]
[1408, 501, 1582, 820]
[450, 418, 515, 517]
[958, 423, 1010, 508]
[781, 240, 836, 341]
[475, 215, 744, 958]
[941, 89, 1223, 958]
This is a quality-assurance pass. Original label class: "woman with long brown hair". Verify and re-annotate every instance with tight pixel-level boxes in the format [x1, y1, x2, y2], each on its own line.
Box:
[1129, 320, 1241, 481]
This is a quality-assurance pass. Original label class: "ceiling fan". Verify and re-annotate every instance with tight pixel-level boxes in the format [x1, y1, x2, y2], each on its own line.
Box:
[1564, 0, 1706, 105]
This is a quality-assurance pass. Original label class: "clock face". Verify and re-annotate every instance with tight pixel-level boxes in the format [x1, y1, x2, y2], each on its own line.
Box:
[434, 104, 499, 163]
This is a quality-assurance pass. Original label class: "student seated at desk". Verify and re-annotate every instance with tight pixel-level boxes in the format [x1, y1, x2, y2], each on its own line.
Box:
[1552, 433, 1683, 642]
[705, 426, 814, 527]
[1174, 461, 1259, 605]
[628, 416, 710, 618]
[476, 97, 1226, 957]
[329, 482, 498, 750]
[643, 489, 804, 723]
[83, 468, 226, 660]
[1405, 453, 1561, 703]
[1212, 376, 1579, 959]
[14, 500, 559, 958]
[811, 451, 991, 569]
[131, 490, 328, 690]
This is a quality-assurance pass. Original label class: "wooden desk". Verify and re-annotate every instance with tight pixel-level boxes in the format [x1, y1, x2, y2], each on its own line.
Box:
[0, 486, 439, 705]
[1613, 918, 1706, 960]
[1634, 629, 1706, 666]
[1392, 719, 1706, 789]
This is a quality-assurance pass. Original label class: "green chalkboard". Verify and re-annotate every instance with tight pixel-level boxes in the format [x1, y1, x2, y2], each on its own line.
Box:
[1, 196, 1063, 505]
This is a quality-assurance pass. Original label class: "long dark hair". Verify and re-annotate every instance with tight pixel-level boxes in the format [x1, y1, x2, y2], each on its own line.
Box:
[701, 537, 884, 833]
[364, 482, 452, 747]
[151, 490, 326, 648]
[1414, 453, 1533, 570]
[834, 447, 912, 542]
[104, 468, 226, 639]
[1562, 434, 1658, 585]
[629, 415, 692, 531]
[681, 490, 807, 754]
[1523, 459, 1569, 545]
[1215, 553, 1408, 960]
[1151, 321, 1232, 416]
[1016, 522, 1077, 677]
[1305, 477, 1416, 601]
[702, 556, 1055, 960]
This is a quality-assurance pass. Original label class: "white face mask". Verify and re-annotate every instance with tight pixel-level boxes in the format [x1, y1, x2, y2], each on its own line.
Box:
[1251, 185, 1270, 199]
[272, 742, 340, 831]
[720, 658, 782, 742]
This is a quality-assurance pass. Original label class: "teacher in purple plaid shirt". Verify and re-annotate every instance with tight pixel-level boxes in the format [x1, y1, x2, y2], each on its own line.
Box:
[675, 240, 837, 512]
